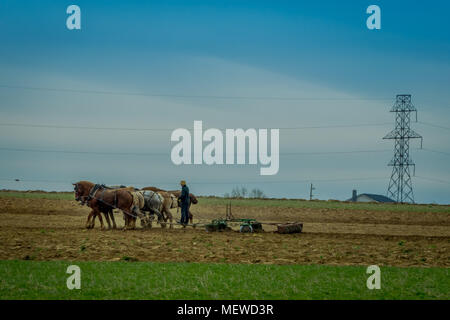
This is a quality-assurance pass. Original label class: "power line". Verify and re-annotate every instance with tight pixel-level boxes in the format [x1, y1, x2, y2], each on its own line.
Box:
[3, 120, 449, 133]
[0, 122, 393, 132]
[1, 146, 447, 157]
[0, 147, 167, 156]
[0, 120, 448, 133]
[0, 176, 389, 185]
[0, 146, 394, 156]
[421, 147, 450, 157]
[415, 175, 450, 185]
[282, 149, 392, 155]
[3, 175, 449, 185]
[0, 84, 393, 101]
[418, 121, 450, 131]
[0, 123, 171, 132]
[274, 123, 393, 130]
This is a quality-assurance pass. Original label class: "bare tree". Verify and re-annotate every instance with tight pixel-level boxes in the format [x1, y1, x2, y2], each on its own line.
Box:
[230, 186, 248, 198]
[228, 186, 264, 198]
[250, 188, 266, 199]
[240, 187, 247, 198]
[231, 186, 241, 198]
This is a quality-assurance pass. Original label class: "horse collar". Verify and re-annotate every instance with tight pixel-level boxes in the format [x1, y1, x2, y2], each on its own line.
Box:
[88, 184, 102, 200]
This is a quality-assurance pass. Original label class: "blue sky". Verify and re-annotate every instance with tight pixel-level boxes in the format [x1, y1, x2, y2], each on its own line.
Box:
[0, 0, 449, 203]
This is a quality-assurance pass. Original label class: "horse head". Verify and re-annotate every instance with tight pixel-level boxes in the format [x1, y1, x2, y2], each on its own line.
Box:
[73, 180, 95, 203]
[190, 194, 198, 204]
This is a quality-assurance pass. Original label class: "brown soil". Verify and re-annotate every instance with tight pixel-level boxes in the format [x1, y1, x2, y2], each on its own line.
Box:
[0, 197, 449, 267]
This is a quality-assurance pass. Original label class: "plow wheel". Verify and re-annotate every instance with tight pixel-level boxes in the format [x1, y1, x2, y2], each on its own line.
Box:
[250, 222, 263, 232]
[239, 224, 253, 233]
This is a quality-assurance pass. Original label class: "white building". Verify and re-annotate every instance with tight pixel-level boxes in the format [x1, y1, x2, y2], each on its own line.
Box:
[347, 190, 395, 203]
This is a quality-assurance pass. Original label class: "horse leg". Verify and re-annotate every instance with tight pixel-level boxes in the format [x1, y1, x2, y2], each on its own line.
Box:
[121, 210, 128, 231]
[103, 211, 112, 230]
[143, 212, 153, 229]
[96, 210, 105, 230]
[134, 207, 147, 228]
[124, 211, 132, 230]
[160, 209, 167, 229]
[163, 206, 173, 229]
[90, 212, 98, 229]
[124, 216, 130, 230]
[124, 213, 131, 230]
[90, 210, 99, 229]
[153, 207, 166, 228]
[122, 210, 136, 230]
[147, 213, 153, 229]
[86, 210, 94, 229]
[189, 210, 193, 224]
[154, 210, 162, 226]
[109, 210, 117, 229]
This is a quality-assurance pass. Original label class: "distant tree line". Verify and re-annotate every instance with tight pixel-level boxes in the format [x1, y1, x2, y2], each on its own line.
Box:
[224, 186, 266, 199]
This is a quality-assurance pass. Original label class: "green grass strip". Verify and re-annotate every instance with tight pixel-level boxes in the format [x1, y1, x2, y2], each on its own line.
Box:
[0, 191, 74, 200]
[0, 260, 448, 300]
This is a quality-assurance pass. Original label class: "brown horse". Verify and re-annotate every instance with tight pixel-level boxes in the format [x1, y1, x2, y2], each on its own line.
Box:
[73, 181, 139, 230]
[88, 185, 137, 229]
[102, 185, 137, 229]
[142, 186, 197, 224]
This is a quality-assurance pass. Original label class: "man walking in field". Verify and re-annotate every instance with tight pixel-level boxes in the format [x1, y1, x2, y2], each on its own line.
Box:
[179, 180, 190, 227]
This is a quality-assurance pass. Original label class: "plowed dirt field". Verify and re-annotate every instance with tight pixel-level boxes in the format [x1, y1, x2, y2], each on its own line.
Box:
[0, 195, 448, 267]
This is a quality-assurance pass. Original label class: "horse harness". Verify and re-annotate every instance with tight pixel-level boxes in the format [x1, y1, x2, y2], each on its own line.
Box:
[78, 184, 137, 219]
[141, 190, 165, 219]
[84, 184, 113, 206]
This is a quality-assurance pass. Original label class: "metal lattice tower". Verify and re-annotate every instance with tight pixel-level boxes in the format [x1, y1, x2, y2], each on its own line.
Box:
[383, 95, 422, 203]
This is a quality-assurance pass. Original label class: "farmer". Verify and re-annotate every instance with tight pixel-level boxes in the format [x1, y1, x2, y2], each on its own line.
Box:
[179, 180, 190, 226]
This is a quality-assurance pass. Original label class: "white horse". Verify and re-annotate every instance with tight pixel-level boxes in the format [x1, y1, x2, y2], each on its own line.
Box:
[130, 190, 178, 228]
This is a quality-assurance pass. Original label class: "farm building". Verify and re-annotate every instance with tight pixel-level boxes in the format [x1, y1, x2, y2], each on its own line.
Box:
[347, 190, 395, 203]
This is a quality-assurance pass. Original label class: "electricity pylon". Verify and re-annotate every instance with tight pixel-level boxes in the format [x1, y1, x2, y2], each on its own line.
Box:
[383, 94, 422, 203]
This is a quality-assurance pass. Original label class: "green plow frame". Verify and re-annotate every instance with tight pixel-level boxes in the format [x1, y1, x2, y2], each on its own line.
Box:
[205, 218, 263, 233]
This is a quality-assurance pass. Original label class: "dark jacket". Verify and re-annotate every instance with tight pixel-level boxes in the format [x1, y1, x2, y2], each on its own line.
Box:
[180, 185, 190, 205]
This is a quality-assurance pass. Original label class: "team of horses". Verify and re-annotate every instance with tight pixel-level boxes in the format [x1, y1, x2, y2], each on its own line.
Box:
[73, 180, 198, 230]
